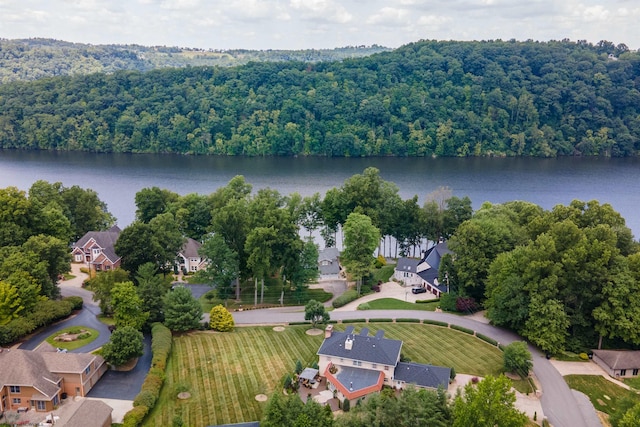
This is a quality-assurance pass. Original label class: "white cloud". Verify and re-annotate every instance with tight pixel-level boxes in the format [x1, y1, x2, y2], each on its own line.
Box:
[366, 7, 410, 26]
[289, 0, 352, 23]
[581, 4, 610, 22]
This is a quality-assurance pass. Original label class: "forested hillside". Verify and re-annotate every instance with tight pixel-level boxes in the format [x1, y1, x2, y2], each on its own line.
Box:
[0, 39, 638, 157]
[0, 38, 388, 83]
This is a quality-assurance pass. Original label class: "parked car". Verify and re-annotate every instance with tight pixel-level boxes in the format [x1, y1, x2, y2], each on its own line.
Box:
[411, 287, 427, 294]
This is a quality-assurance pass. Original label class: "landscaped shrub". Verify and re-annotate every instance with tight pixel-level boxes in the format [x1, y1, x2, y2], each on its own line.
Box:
[439, 292, 457, 311]
[342, 318, 365, 323]
[396, 318, 420, 323]
[416, 298, 440, 304]
[63, 296, 84, 310]
[422, 319, 448, 327]
[477, 333, 498, 346]
[332, 289, 359, 308]
[579, 352, 589, 360]
[122, 405, 149, 427]
[209, 305, 235, 332]
[374, 255, 386, 268]
[342, 398, 350, 412]
[450, 324, 474, 335]
[368, 318, 392, 323]
[357, 302, 371, 310]
[450, 366, 456, 380]
[133, 390, 157, 408]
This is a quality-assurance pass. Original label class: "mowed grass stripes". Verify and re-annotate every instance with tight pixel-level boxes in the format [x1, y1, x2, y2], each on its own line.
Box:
[143, 323, 502, 426]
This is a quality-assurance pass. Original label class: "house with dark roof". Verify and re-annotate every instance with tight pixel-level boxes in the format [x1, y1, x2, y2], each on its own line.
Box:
[71, 225, 122, 271]
[177, 237, 208, 273]
[318, 247, 341, 277]
[317, 325, 450, 405]
[393, 241, 452, 297]
[0, 348, 106, 413]
[592, 350, 640, 378]
[63, 399, 113, 427]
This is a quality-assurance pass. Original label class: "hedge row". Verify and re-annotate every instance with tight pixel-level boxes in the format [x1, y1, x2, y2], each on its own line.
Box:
[450, 324, 474, 335]
[368, 318, 393, 323]
[476, 333, 498, 346]
[332, 289, 359, 308]
[396, 318, 420, 323]
[416, 298, 440, 304]
[123, 323, 172, 427]
[342, 318, 366, 324]
[422, 319, 449, 327]
[0, 299, 74, 346]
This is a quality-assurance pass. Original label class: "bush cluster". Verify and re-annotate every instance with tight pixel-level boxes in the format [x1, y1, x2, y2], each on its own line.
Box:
[332, 289, 359, 308]
[477, 333, 498, 346]
[450, 324, 474, 335]
[209, 305, 235, 332]
[124, 323, 172, 427]
[64, 296, 84, 310]
[422, 319, 449, 327]
[0, 299, 73, 346]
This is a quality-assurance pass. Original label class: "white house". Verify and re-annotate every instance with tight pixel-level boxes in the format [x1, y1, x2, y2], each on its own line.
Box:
[176, 237, 207, 273]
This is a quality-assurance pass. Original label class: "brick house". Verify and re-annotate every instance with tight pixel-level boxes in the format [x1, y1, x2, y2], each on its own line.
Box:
[0, 349, 107, 413]
[71, 225, 122, 272]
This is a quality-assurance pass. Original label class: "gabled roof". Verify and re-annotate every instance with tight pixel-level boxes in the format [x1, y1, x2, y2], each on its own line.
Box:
[64, 399, 113, 427]
[396, 257, 421, 273]
[593, 350, 640, 370]
[318, 247, 339, 262]
[180, 237, 202, 258]
[73, 225, 122, 262]
[0, 349, 61, 399]
[317, 326, 402, 366]
[417, 241, 451, 293]
[41, 352, 103, 374]
[394, 362, 450, 390]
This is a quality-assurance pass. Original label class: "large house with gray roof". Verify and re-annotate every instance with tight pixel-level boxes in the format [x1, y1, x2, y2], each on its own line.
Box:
[177, 237, 208, 273]
[0, 348, 106, 413]
[393, 241, 452, 297]
[72, 225, 122, 271]
[592, 350, 640, 378]
[317, 325, 450, 405]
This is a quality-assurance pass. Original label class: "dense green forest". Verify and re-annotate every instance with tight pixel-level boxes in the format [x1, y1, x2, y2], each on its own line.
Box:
[0, 39, 639, 157]
[0, 38, 388, 83]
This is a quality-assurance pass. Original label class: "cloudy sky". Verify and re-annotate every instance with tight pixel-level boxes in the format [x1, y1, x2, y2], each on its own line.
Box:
[1, 0, 638, 50]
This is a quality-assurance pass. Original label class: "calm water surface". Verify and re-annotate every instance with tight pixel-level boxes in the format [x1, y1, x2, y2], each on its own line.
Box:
[1, 150, 639, 237]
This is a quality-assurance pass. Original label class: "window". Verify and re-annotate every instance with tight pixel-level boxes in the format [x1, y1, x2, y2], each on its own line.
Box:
[352, 360, 362, 366]
[621, 369, 627, 376]
[372, 364, 377, 369]
[633, 369, 639, 376]
[10, 386, 20, 393]
[36, 401, 46, 411]
[384, 366, 389, 371]
[12, 398, 21, 404]
[92, 248, 101, 256]
[85, 365, 91, 374]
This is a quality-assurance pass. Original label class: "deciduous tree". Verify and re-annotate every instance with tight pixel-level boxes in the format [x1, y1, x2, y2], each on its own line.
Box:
[341, 212, 380, 295]
[102, 325, 144, 366]
[304, 299, 330, 329]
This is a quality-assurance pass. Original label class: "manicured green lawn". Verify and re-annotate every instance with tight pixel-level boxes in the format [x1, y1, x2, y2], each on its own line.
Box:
[359, 298, 440, 311]
[144, 323, 503, 426]
[564, 374, 640, 415]
[371, 264, 395, 283]
[621, 376, 640, 391]
[45, 326, 99, 351]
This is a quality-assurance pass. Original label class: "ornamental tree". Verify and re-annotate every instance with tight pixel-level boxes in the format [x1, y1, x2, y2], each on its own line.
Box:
[503, 341, 533, 378]
[304, 299, 330, 329]
[163, 285, 203, 332]
[102, 325, 144, 366]
[209, 304, 234, 332]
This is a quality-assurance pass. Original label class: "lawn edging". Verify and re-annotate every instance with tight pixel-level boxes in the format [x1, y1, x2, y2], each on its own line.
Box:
[123, 323, 172, 427]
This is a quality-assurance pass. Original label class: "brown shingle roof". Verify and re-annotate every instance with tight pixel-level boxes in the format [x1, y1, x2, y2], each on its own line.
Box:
[64, 399, 113, 427]
[41, 352, 103, 374]
[0, 349, 61, 399]
[180, 237, 202, 258]
[593, 350, 640, 370]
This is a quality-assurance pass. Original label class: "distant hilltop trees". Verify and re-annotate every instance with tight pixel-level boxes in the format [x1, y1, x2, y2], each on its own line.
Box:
[0, 38, 390, 83]
[0, 38, 638, 157]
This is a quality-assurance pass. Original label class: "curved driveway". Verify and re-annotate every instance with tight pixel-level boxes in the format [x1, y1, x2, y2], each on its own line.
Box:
[231, 308, 600, 427]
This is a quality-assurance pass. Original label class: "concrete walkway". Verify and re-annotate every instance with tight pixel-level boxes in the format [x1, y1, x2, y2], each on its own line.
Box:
[333, 280, 437, 311]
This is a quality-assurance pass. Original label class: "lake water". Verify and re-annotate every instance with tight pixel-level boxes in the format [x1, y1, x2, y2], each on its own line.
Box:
[1, 150, 639, 238]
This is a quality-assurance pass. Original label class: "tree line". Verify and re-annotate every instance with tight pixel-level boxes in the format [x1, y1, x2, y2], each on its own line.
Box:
[445, 199, 640, 353]
[1, 39, 639, 157]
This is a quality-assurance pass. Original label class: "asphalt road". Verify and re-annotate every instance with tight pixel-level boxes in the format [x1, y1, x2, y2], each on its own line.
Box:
[231, 308, 601, 427]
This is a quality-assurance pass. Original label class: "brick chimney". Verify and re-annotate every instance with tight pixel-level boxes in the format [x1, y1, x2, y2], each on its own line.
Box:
[324, 324, 333, 338]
